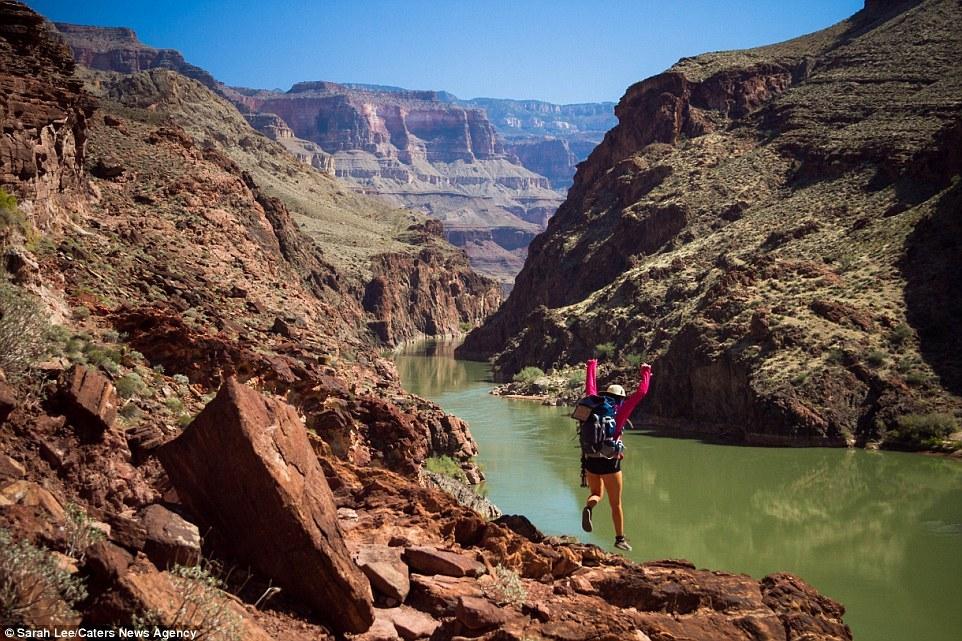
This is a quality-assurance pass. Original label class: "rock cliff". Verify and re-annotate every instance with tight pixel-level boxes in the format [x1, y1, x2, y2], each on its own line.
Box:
[0, 2, 94, 226]
[54, 22, 219, 91]
[224, 82, 562, 284]
[463, 98, 617, 190]
[462, 0, 962, 450]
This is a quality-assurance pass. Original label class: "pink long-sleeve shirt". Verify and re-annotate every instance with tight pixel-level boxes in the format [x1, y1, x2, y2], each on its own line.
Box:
[584, 358, 651, 438]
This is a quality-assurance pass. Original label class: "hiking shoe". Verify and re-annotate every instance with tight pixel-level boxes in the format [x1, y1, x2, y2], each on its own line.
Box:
[614, 536, 632, 551]
[581, 506, 593, 532]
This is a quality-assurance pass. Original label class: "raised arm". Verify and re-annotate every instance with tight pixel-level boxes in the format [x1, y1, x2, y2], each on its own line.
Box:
[614, 364, 652, 436]
[585, 359, 597, 396]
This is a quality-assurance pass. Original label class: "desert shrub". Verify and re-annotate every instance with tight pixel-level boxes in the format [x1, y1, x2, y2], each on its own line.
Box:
[133, 563, 241, 641]
[118, 402, 141, 421]
[116, 372, 147, 399]
[865, 349, 886, 368]
[165, 397, 185, 414]
[64, 503, 105, 563]
[0, 528, 86, 627]
[71, 306, 91, 320]
[459, 321, 473, 333]
[0, 188, 35, 246]
[825, 348, 846, 365]
[624, 352, 645, 367]
[887, 413, 958, 449]
[512, 366, 545, 384]
[904, 370, 927, 386]
[0, 187, 17, 212]
[0, 282, 50, 380]
[424, 455, 467, 483]
[172, 373, 190, 386]
[595, 342, 616, 359]
[483, 564, 526, 606]
[889, 324, 912, 347]
[790, 371, 810, 386]
[566, 369, 586, 389]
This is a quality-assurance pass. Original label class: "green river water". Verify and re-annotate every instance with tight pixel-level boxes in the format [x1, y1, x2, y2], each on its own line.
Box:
[396, 340, 962, 641]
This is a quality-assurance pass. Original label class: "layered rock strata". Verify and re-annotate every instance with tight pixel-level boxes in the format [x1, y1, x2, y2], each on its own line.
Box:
[462, 0, 962, 449]
[0, 1, 94, 225]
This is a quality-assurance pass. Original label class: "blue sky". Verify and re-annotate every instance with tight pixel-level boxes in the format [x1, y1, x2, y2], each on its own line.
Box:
[28, 0, 863, 104]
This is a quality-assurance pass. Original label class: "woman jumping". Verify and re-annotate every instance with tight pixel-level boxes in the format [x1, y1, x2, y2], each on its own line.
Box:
[580, 358, 652, 551]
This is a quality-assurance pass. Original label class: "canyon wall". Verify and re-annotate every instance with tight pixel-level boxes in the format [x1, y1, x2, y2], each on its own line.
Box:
[462, 0, 962, 450]
[227, 82, 563, 284]
[0, 4, 94, 226]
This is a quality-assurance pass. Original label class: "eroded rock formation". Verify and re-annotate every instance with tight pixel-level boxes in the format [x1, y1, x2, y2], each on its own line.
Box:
[0, 1, 94, 225]
[462, 0, 962, 449]
[157, 379, 374, 633]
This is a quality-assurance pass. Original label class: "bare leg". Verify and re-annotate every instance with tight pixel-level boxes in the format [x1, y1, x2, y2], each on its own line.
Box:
[586, 472, 604, 508]
[602, 471, 625, 537]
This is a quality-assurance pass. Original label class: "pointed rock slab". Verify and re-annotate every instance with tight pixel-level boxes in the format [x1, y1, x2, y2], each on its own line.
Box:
[156, 378, 374, 634]
[59, 365, 118, 439]
[355, 544, 410, 603]
[402, 546, 485, 578]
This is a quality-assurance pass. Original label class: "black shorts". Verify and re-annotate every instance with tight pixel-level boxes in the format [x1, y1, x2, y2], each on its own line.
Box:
[583, 456, 622, 475]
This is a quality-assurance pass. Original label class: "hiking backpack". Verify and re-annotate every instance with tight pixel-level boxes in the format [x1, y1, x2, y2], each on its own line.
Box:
[572, 395, 624, 459]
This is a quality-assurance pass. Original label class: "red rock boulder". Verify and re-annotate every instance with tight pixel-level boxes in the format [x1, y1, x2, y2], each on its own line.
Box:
[58, 365, 118, 439]
[156, 378, 373, 634]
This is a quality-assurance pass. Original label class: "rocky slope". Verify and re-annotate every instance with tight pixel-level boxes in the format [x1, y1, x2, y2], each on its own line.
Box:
[462, 0, 962, 451]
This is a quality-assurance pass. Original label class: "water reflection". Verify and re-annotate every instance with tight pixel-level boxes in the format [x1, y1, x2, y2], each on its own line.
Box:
[397, 342, 962, 641]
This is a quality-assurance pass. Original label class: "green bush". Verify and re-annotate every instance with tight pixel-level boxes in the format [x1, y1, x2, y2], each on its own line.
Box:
[566, 369, 586, 389]
[825, 348, 846, 365]
[116, 372, 147, 399]
[482, 564, 526, 606]
[512, 366, 545, 384]
[595, 342, 616, 359]
[624, 352, 646, 367]
[0, 188, 36, 246]
[0, 282, 50, 380]
[904, 370, 927, 386]
[888, 413, 958, 449]
[0, 528, 86, 627]
[424, 455, 467, 483]
[134, 563, 241, 640]
[889, 324, 912, 347]
[64, 503, 105, 563]
[865, 350, 886, 368]
[119, 402, 141, 420]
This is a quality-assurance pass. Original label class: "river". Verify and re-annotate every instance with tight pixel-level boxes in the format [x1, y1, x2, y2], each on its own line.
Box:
[396, 340, 962, 641]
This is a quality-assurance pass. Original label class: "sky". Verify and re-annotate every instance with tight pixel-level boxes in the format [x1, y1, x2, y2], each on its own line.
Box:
[27, 0, 864, 105]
